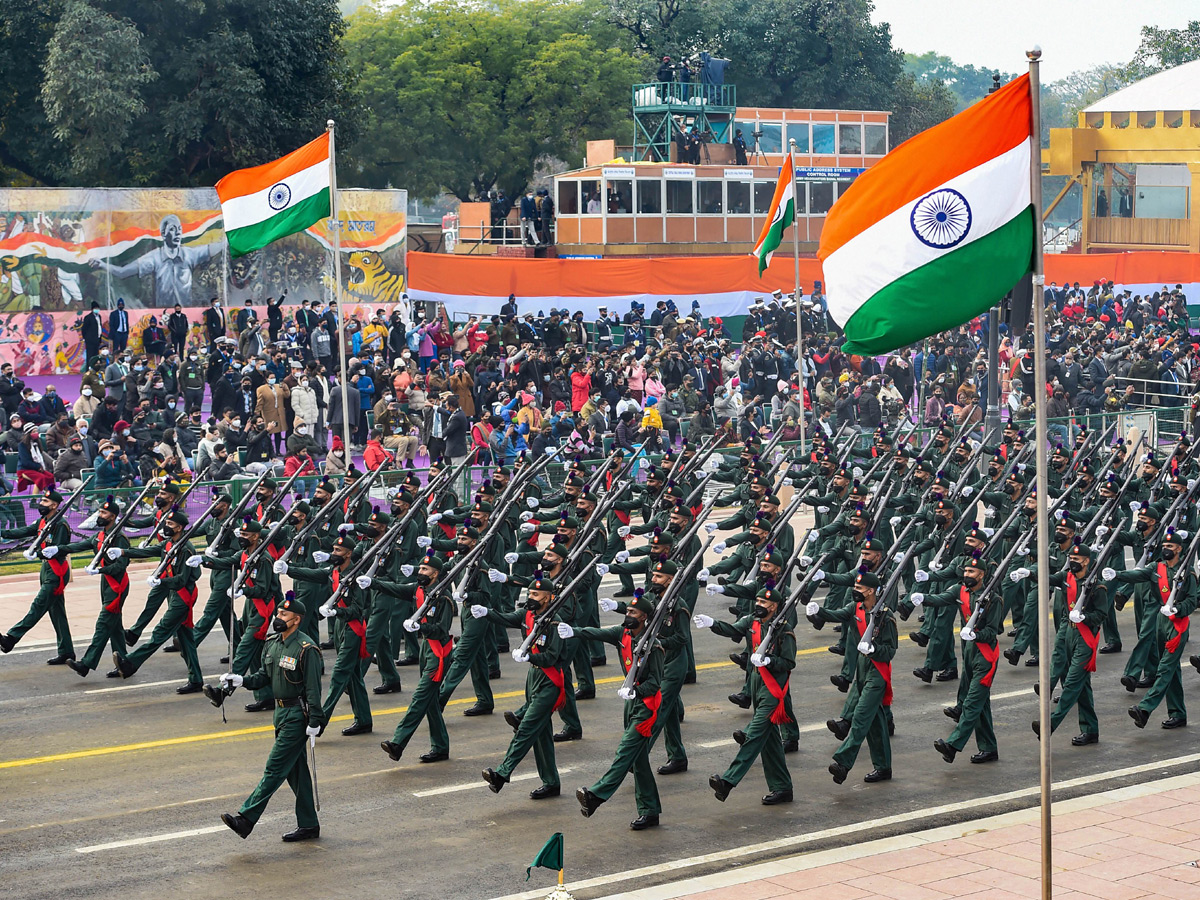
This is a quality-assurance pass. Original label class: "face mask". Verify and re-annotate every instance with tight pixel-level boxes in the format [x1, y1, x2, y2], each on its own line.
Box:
[1164, 548, 1178, 562]
[964, 575, 979, 589]
[82, 388, 92, 397]
[1055, 530, 1069, 544]
[753, 604, 771, 619]
[1068, 560, 1083, 574]
[333, 450, 344, 458]
[268, 377, 276, 385]
[37, 503, 52, 517]
[135, 366, 145, 373]
[271, 617, 287, 633]
[122, 429, 131, 437]
[238, 535, 252, 548]
[189, 355, 197, 361]
[621, 615, 640, 630]
[168, 401, 176, 409]
[417, 573, 433, 587]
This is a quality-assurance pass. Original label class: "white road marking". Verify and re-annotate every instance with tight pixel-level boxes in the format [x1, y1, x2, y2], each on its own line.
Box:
[84, 680, 183, 694]
[412, 768, 571, 798]
[76, 824, 228, 853]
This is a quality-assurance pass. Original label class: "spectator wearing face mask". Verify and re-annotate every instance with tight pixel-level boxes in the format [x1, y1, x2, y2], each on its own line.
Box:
[73, 383, 100, 420]
[325, 434, 349, 476]
[255, 371, 290, 453]
[53, 433, 90, 491]
[96, 440, 136, 489]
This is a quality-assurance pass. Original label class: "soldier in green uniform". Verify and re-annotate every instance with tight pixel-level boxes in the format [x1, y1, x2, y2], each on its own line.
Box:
[696, 586, 795, 805]
[121, 480, 185, 646]
[192, 491, 239, 651]
[570, 592, 664, 830]
[219, 594, 326, 842]
[480, 572, 570, 799]
[377, 554, 455, 763]
[387, 486, 426, 668]
[1112, 501, 1166, 692]
[1106, 528, 1196, 729]
[0, 489, 76, 663]
[274, 499, 325, 643]
[113, 510, 205, 692]
[828, 570, 896, 785]
[63, 497, 132, 676]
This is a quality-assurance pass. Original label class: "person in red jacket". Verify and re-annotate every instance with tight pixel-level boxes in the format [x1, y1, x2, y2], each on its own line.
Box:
[363, 428, 394, 471]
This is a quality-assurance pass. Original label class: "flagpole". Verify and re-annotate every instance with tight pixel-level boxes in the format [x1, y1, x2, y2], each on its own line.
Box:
[1026, 46, 1053, 900]
[787, 142, 806, 456]
[328, 119, 352, 457]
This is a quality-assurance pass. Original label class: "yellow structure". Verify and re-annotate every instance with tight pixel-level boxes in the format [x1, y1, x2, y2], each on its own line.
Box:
[1047, 59, 1200, 253]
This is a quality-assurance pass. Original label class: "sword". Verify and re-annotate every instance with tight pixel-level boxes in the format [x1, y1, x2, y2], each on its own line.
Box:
[308, 733, 320, 812]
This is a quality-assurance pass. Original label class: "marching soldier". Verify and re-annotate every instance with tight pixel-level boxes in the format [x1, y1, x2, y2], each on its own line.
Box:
[192, 491, 239, 652]
[63, 497, 131, 677]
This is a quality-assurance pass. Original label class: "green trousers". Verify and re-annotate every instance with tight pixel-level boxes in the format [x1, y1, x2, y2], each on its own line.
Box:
[1102, 602, 1121, 647]
[125, 584, 169, 642]
[365, 600, 402, 690]
[833, 676, 891, 772]
[232, 628, 273, 704]
[1002, 578, 1024, 631]
[238, 710, 318, 829]
[322, 618, 372, 727]
[437, 613, 493, 710]
[78, 607, 125, 671]
[388, 643, 449, 756]
[923, 605, 957, 671]
[721, 688, 791, 792]
[587, 703, 661, 817]
[125, 596, 203, 684]
[1049, 634, 1098, 735]
[947, 642, 997, 753]
[193, 586, 237, 646]
[648, 651, 688, 765]
[495, 669, 561, 787]
[840, 678, 893, 731]
[554, 640, 583, 735]
[1123, 588, 1161, 681]
[8, 583, 74, 657]
[1012, 583, 1038, 655]
[391, 594, 420, 662]
[1137, 630, 1187, 721]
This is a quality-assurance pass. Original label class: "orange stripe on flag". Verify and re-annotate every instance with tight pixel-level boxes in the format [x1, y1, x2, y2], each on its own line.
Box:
[216, 133, 330, 203]
[819, 74, 1031, 260]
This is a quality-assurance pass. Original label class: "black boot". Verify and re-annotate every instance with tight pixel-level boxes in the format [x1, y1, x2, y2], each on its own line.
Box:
[912, 666, 933, 683]
[576, 786, 604, 817]
[482, 767, 508, 793]
[221, 812, 253, 839]
[709, 774, 733, 802]
[281, 826, 320, 842]
[933, 738, 957, 764]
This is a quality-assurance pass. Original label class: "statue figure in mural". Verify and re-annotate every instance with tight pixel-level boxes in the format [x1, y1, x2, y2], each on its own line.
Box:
[90, 214, 225, 307]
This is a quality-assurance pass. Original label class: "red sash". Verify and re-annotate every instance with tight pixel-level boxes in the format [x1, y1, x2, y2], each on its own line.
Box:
[96, 532, 130, 613]
[606, 472, 631, 528]
[1158, 563, 1190, 654]
[959, 586, 972, 624]
[163, 544, 199, 628]
[1066, 572, 1099, 672]
[252, 596, 275, 639]
[854, 606, 892, 704]
[347, 618, 369, 659]
[977, 642, 1000, 687]
[418, 587, 453, 682]
[440, 521, 456, 540]
[751, 621, 793, 724]
[36, 518, 69, 595]
[525, 610, 566, 711]
[619, 631, 662, 735]
[855, 604, 868, 637]
[999, 443, 1008, 461]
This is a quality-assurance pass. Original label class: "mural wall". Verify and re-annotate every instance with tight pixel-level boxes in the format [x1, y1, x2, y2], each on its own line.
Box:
[0, 187, 406, 373]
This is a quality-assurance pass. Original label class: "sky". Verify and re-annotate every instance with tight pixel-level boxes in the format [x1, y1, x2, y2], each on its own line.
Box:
[872, 0, 1197, 82]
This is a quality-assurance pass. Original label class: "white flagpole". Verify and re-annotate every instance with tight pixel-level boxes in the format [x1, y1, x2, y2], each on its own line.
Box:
[328, 119, 352, 457]
[1026, 47, 1053, 900]
[788, 144, 806, 456]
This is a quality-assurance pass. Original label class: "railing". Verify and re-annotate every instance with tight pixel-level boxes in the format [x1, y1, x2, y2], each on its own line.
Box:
[1090, 216, 1190, 248]
[632, 82, 736, 109]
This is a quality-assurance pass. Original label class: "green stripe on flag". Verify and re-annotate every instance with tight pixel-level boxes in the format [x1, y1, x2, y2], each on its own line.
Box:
[755, 197, 794, 275]
[225, 189, 331, 258]
[840, 207, 1034, 356]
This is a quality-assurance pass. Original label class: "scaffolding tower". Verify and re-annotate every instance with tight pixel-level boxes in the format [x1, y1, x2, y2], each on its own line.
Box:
[632, 82, 737, 162]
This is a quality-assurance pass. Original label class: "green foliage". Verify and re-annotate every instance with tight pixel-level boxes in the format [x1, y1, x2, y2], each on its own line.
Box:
[1121, 21, 1200, 80]
[903, 52, 1015, 112]
[888, 71, 956, 146]
[0, 0, 361, 187]
[342, 0, 640, 201]
[1040, 65, 1131, 144]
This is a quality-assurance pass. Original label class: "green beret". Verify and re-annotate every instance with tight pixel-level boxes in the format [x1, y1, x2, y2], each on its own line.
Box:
[457, 525, 480, 540]
[240, 518, 263, 533]
[629, 592, 655, 615]
[653, 559, 680, 575]
[756, 586, 782, 604]
[279, 593, 306, 617]
[168, 510, 189, 528]
[291, 500, 311, 517]
[422, 553, 446, 571]
[161, 482, 181, 496]
[260, 477, 277, 490]
[369, 510, 392, 527]
[855, 570, 881, 589]
[557, 515, 580, 530]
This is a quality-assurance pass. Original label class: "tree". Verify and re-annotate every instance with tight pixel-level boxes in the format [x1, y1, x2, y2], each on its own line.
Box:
[888, 71, 956, 145]
[903, 52, 1016, 111]
[0, 0, 361, 187]
[342, 0, 640, 201]
[1041, 64, 1131, 141]
[1121, 21, 1200, 80]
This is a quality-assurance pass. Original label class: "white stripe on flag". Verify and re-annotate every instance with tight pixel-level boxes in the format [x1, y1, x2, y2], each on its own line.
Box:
[219, 158, 329, 232]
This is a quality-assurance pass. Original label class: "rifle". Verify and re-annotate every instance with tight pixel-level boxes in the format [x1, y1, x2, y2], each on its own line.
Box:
[138, 465, 212, 547]
[204, 468, 272, 561]
[20, 472, 95, 557]
[1067, 523, 1125, 621]
[858, 541, 921, 653]
[959, 528, 1029, 642]
[85, 478, 154, 570]
[1077, 436, 1144, 542]
[512, 560, 595, 661]
[151, 494, 221, 580]
[274, 459, 387, 566]
[618, 534, 713, 695]
[1064, 419, 1117, 478]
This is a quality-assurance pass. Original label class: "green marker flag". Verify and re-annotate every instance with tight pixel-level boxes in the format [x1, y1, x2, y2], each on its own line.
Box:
[526, 832, 565, 882]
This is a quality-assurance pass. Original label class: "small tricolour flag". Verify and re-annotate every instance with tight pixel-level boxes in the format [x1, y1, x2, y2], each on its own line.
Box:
[750, 152, 795, 276]
[818, 75, 1036, 355]
[215, 133, 332, 258]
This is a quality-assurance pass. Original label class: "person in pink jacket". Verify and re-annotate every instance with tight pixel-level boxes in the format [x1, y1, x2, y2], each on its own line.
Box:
[417, 319, 441, 373]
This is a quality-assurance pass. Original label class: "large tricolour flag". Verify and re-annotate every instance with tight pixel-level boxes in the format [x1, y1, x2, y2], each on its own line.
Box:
[819, 75, 1035, 355]
[216, 133, 331, 258]
[751, 152, 795, 276]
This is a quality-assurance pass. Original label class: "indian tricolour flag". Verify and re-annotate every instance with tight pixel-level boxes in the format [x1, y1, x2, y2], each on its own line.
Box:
[819, 75, 1036, 355]
[215, 133, 331, 258]
[751, 152, 796, 275]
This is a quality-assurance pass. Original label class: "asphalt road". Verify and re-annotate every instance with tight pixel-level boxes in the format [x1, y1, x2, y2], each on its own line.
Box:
[2, 568, 1199, 900]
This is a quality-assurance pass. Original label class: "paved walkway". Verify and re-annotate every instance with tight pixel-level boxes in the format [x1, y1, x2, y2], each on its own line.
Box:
[583, 773, 1200, 900]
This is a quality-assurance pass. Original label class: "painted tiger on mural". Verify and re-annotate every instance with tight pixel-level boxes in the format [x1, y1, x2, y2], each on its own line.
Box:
[346, 251, 406, 305]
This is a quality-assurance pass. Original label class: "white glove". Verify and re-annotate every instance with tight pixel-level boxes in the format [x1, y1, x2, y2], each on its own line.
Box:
[983, 507, 995, 519]
[319, 604, 337, 618]
[911, 592, 925, 607]
[962, 485, 974, 498]
[805, 601, 820, 616]
[40, 545, 58, 558]
[615, 550, 630, 563]
[488, 568, 508, 583]
[784, 478, 795, 487]
[693, 613, 714, 628]
[930, 560, 943, 572]
[806, 531, 820, 546]
[503, 552, 519, 565]
[519, 522, 536, 534]
[1069, 609, 1084, 624]
[273, 559, 288, 574]
[852, 466, 863, 479]
[811, 569, 825, 582]
[960, 627, 976, 642]
[526, 497, 539, 509]
[600, 598, 619, 612]
[428, 512, 442, 525]
[107, 547, 123, 560]
[817, 505, 830, 514]
[557, 622, 575, 639]
[400, 564, 414, 576]
[1190, 479, 1198, 492]
[520, 511, 534, 522]
[617, 686, 636, 701]
[889, 516, 901, 528]
[453, 591, 466, 603]
[338, 523, 355, 534]
[187, 555, 203, 568]
[471, 604, 489, 619]
[146, 576, 161, 588]
[512, 649, 530, 663]
[706, 584, 726, 595]
[750, 653, 770, 668]
[858, 641, 875, 655]
[703, 521, 718, 534]
[1009, 567, 1030, 582]
[1129, 500, 1141, 513]
[306, 725, 320, 740]
[1161, 603, 1179, 618]
[313, 551, 330, 563]
[595, 563, 610, 576]
[219, 673, 243, 688]
[713, 541, 727, 554]
[83, 565, 98, 576]
[982, 527, 994, 538]
[22, 548, 35, 560]
[356, 575, 373, 590]
[1179, 530, 1190, 540]
[1095, 525, 1109, 539]
[893, 551, 905, 563]
[205, 546, 218, 557]
[617, 525, 631, 538]
[403, 618, 420, 632]
[417, 535, 433, 548]
[914, 569, 929, 583]
[799, 555, 813, 567]
[1101, 567, 1116, 582]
